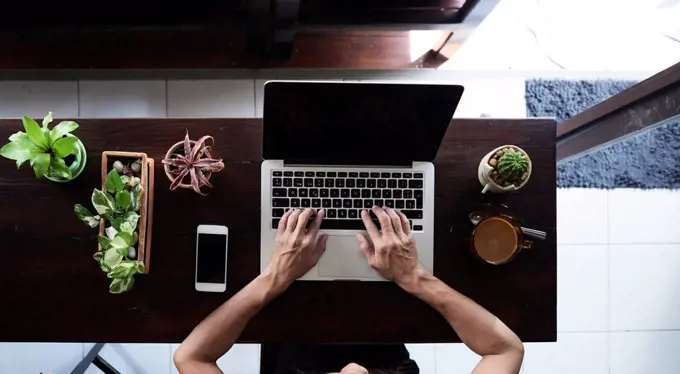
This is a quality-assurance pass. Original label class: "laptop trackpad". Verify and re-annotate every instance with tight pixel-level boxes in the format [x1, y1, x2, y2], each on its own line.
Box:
[318, 236, 377, 279]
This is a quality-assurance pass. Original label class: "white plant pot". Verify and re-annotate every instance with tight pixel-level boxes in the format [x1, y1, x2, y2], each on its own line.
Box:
[478, 145, 532, 194]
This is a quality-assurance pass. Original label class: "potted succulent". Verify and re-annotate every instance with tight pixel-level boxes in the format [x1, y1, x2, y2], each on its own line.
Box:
[0, 112, 86, 182]
[478, 145, 531, 193]
[74, 153, 155, 294]
[162, 131, 224, 195]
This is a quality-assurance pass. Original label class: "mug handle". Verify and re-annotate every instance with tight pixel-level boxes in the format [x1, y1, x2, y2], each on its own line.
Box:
[520, 240, 533, 250]
[481, 183, 491, 194]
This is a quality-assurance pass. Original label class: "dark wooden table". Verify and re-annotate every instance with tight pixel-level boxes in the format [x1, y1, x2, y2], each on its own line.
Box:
[0, 118, 556, 343]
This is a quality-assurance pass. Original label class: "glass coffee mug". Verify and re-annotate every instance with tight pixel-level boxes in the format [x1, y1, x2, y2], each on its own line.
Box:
[469, 206, 533, 265]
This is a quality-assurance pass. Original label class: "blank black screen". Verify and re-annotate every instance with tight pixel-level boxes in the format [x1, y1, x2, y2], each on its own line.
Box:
[263, 82, 464, 165]
[197, 234, 227, 284]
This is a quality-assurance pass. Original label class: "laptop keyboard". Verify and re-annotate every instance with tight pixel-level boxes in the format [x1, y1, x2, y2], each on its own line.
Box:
[270, 170, 424, 231]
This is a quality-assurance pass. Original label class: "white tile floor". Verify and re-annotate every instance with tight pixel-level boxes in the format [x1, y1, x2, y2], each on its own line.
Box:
[82, 343, 172, 374]
[558, 244, 608, 332]
[79, 81, 167, 118]
[0, 81, 79, 118]
[524, 333, 609, 374]
[1, 79, 679, 374]
[167, 80, 256, 118]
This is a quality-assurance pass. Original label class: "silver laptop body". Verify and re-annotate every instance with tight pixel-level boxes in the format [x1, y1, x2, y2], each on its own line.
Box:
[260, 81, 464, 281]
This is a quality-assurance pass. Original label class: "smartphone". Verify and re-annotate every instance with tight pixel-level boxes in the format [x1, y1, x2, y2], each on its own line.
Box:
[195, 225, 229, 292]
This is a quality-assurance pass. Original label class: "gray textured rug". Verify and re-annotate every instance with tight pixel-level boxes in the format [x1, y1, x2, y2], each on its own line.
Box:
[526, 79, 680, 188]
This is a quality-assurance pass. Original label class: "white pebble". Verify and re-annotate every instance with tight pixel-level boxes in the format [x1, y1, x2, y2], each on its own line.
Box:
[128, 247, 136, 259]
[131, 160, 141, 173]
[113, 160, 124, 173]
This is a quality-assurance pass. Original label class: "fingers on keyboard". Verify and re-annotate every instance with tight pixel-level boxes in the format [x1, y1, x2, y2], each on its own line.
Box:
[271, 170, 424, 230]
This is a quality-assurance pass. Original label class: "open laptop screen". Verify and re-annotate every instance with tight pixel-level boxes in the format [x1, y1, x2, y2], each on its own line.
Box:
[263, 82, 464, 166]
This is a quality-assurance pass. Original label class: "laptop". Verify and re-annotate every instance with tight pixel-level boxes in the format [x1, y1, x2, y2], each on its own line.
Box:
[260, 81, 464, 281]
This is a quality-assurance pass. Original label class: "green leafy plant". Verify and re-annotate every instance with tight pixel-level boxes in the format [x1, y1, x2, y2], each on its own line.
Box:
[488, 146, 530, 187]
[74, 167, 146, 294]
[0, 112, 83, 180]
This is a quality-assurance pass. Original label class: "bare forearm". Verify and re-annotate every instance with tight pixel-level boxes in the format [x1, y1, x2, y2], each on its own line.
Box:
[355, 206, 522, 373]
[174, 208, 328, 374]
[174, 273, 285, 373]
[402, 268, 523, 360]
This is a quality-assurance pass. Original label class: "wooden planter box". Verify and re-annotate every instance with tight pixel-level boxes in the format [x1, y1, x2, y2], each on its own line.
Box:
[98, 151, 155, 273]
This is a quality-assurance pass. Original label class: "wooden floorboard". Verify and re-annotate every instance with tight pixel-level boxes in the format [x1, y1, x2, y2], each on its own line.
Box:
[0, 28, 414, 69]
[556, 62, 680, 162]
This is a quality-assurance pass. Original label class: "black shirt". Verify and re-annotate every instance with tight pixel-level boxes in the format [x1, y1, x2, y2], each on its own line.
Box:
[272, 344, 419, 374]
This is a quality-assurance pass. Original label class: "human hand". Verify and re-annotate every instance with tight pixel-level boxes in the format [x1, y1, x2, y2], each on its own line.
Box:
[264, 208, 328, 291]
[338, 363, 368, 374]
[356, 206, 424, 289]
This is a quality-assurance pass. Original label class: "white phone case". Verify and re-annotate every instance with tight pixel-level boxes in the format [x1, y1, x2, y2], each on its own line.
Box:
[195, 225, 229, 292]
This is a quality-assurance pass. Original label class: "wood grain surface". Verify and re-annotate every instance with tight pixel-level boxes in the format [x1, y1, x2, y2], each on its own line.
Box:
[0, 0, 478, 69]
[0, 28, 413, 69]
[0, 118, 556, 343]
[556, 62, 680, 162]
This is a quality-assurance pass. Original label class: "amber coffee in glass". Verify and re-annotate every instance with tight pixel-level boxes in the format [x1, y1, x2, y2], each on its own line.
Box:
[470, 208, 532, 265]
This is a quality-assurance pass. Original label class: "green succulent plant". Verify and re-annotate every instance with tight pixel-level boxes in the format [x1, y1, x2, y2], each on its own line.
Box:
[497, 150, 529, 182]
[0, 112, 82, 180]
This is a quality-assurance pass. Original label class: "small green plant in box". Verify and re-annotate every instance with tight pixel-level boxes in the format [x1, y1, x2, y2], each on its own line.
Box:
[0, 112, 87, 182]
[74, 167, 145, 294]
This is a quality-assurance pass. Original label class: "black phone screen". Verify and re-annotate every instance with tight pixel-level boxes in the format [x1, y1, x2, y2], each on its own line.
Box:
[196, 233, 227, 284]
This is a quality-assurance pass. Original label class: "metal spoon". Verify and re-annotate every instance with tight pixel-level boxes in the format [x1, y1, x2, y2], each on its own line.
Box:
[520, 227, 547, 240]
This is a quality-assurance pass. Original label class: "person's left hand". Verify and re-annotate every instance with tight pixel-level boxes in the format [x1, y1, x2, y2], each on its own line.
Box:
[264, 208, 328, 290]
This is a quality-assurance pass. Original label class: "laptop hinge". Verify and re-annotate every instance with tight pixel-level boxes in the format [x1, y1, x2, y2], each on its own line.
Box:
[283, 160, 412, 168]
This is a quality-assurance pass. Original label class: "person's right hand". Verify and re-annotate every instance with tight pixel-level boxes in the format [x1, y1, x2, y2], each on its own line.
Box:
[356, 206, 423, 288]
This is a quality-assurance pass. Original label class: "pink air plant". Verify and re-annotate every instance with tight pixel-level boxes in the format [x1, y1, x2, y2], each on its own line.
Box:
[161, 132, 224, 195]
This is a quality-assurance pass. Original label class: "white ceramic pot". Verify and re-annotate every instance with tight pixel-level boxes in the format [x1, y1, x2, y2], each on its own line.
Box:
[478, 145, 532, 194]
